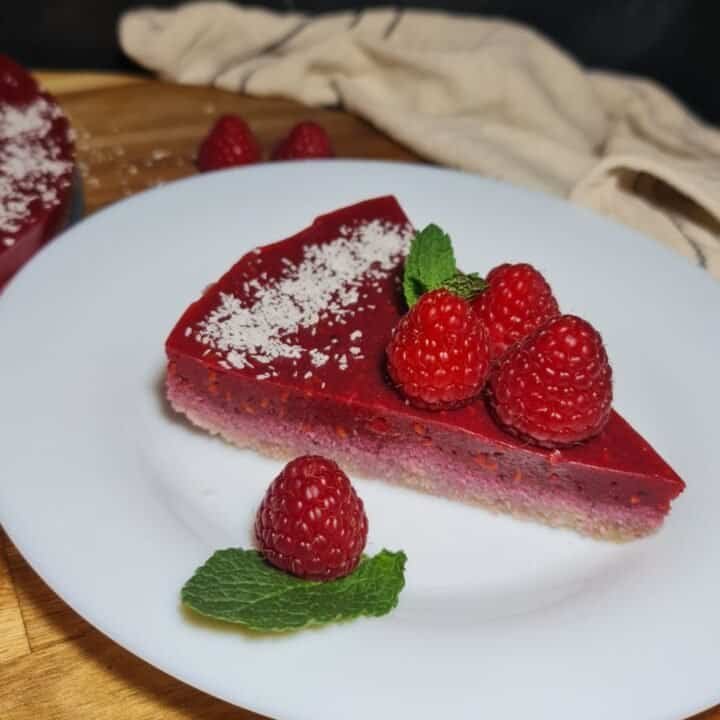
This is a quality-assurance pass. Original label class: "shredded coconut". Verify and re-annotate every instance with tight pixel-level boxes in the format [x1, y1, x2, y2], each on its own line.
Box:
[0, 96, 72, 237]
[151, 149, 170, 161]
[309, 349, 329, 367]
[195, 220, 411, 377]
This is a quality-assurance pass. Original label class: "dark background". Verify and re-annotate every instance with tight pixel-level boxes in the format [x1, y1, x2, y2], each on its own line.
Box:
[2, 0, 719, 123]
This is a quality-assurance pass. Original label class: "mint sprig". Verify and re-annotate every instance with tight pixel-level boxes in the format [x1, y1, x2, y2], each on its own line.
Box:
[403, 224, 486, 307]
[441, 271, 487, 299]
[181, 548, 406, 633]
[403, 224, 456, 307]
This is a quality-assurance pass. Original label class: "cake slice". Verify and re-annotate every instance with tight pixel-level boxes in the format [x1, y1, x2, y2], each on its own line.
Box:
[0, 55, 75, 289]
[165, 196, 684, 540]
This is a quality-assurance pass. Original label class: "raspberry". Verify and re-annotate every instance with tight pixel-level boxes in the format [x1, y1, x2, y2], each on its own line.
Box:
[196, 115, 261, 171]
[386, 288, 491, 410]
[0, 54, 38, 104]
[255, 456, 368, 581]
[488, 314, 613, 447]
[472, 263, 559, 362]
[271, 121, 334, 160]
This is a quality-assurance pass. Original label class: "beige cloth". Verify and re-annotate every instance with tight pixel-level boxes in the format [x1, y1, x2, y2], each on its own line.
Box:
[119, 3, 720, 277]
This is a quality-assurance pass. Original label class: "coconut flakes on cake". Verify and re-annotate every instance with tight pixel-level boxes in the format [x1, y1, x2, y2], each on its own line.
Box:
[194, 219, 411, 378]
[0, 96, 72, 238]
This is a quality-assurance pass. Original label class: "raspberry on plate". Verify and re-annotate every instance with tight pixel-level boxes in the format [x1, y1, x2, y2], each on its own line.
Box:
[255, 455, 368, 581]
[271, 121, 334, 160]
[472, 262, 559, 362]
[196, 114, 261, 172]
[488, 314, 613, 447]
[386, 288, 491, 410]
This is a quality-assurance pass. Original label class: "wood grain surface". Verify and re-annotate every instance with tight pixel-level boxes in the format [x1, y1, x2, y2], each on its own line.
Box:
[0, 73, 717, 720]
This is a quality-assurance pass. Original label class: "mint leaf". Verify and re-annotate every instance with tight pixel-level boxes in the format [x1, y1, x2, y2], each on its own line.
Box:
[181, 549, 407, 633]
[403, 224, 456, 307]
[441, 271, 487, 302]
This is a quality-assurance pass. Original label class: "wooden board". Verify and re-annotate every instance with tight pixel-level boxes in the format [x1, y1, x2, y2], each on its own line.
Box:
[53, 78, 420, 217]
[0, 74, 717, 720]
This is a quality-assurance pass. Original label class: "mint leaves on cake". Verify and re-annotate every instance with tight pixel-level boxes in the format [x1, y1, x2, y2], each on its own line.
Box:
[181, 548, 407, 632]
[403, 223, 486, 307]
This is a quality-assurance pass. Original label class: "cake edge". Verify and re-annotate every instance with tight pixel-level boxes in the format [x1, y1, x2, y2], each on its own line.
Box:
[166, 371, 665, 542]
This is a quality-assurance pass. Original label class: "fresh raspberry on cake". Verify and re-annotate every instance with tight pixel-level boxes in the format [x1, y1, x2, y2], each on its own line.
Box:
[255, 455, 368, 581]
[488, 314, 613, 447]
[386, 288, 490, 410]
[196, 115, 261, 171]
[272, 121, 334, 160]
[473, 262, 559, 362]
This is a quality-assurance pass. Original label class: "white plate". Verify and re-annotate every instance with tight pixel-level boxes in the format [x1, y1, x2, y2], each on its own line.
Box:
[1, 161, 719, 720]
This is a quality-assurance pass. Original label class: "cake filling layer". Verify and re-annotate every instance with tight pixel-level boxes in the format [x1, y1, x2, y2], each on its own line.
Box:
[167, 367, 665, 540]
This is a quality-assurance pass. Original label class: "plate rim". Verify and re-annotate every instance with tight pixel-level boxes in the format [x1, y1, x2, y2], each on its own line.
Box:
[1, 159, 718, 720]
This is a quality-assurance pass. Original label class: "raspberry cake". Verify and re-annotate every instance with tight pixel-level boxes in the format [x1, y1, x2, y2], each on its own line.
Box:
[0, 55, 75, 289]
[165, 196, 684, 540]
